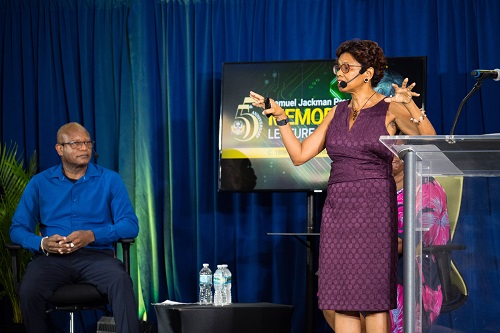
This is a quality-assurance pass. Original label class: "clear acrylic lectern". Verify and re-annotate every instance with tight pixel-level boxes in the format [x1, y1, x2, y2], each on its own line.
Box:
[380, 134, 500, 333]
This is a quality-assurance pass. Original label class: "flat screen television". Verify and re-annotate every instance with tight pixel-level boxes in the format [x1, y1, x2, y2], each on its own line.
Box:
[218, 57, 427, 191]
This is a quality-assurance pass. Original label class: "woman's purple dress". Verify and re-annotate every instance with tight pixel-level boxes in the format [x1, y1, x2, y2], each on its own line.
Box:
[318, 99, 398, 311]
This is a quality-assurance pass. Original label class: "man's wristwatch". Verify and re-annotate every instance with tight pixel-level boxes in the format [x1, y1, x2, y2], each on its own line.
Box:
[276, 117, 290, 126]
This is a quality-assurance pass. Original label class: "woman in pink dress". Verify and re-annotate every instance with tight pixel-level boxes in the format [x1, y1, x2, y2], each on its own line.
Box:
[391, 156, 450, 333]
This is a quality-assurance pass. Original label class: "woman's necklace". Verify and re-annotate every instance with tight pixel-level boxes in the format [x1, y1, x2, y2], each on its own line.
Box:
[351, 91, 377, 121]
[395, 177, 404, 191]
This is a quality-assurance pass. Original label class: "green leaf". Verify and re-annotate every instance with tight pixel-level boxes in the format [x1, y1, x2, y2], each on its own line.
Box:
[0, 142, 37, 323]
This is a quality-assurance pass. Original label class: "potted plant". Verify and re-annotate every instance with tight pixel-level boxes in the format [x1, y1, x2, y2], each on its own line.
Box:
[0, 142, 37, 325]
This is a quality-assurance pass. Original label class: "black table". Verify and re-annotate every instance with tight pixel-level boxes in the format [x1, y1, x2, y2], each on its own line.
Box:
[154, 302, 294, 333]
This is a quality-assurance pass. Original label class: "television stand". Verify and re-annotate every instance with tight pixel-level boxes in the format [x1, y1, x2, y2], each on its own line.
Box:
[267, 191, 322, 333]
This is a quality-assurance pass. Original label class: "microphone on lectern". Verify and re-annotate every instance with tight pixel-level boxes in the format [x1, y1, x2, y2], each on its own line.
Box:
[450, 68, 500, 135]
[470, 69, 500, 81]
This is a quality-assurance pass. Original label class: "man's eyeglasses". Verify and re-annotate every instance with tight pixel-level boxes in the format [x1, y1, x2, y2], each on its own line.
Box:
[333, 63, 363, 75]
[58, 141, 94, 149]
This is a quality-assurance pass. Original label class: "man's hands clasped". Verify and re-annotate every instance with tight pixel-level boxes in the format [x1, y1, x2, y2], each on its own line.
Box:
[41, 230, 95, 254]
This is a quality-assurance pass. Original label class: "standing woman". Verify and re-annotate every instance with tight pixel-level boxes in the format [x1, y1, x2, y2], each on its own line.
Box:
[250, 39, 436, 333]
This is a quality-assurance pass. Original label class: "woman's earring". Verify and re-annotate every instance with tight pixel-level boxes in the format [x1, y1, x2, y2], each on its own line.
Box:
[364, 77, 369, 83]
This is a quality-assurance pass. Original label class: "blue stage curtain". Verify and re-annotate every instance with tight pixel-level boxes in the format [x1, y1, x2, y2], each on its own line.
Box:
[1, 0, 500, 332]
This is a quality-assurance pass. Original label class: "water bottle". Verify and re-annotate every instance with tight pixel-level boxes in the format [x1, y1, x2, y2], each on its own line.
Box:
[198, 263, 213, 304]
[213, 265, 227, 306]
[221, 264, 232, 305]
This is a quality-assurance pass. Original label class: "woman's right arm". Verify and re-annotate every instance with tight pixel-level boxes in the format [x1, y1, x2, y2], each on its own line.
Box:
[249, 91, 335, 166]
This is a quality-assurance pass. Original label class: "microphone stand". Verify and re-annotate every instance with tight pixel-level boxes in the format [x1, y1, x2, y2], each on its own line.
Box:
[449, 80, 483, 136]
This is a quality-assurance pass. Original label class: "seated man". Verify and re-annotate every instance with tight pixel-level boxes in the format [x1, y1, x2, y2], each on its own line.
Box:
[10, 122, 140, 333]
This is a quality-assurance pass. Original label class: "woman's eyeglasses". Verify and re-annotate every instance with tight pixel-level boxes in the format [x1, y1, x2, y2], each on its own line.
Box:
[333, 63, 363, 75]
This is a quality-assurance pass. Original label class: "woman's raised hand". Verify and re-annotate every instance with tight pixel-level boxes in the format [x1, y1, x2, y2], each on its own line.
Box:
[249, 91, 266, 108]
[249, 91, 286, 118]
[384, 78, 420, 105]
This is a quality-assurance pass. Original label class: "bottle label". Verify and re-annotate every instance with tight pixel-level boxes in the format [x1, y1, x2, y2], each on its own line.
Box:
[200, 275, 212, 284]
[214, 275, 225, 285]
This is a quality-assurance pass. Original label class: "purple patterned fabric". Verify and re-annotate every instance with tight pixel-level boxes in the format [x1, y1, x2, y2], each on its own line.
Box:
[390, 178, 450, 332]
[318, 99, 398, 311]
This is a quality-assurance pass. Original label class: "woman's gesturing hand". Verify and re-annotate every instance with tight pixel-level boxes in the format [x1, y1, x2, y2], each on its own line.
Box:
[249, 91, 287, 119]
[384, 78, 420, 105]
